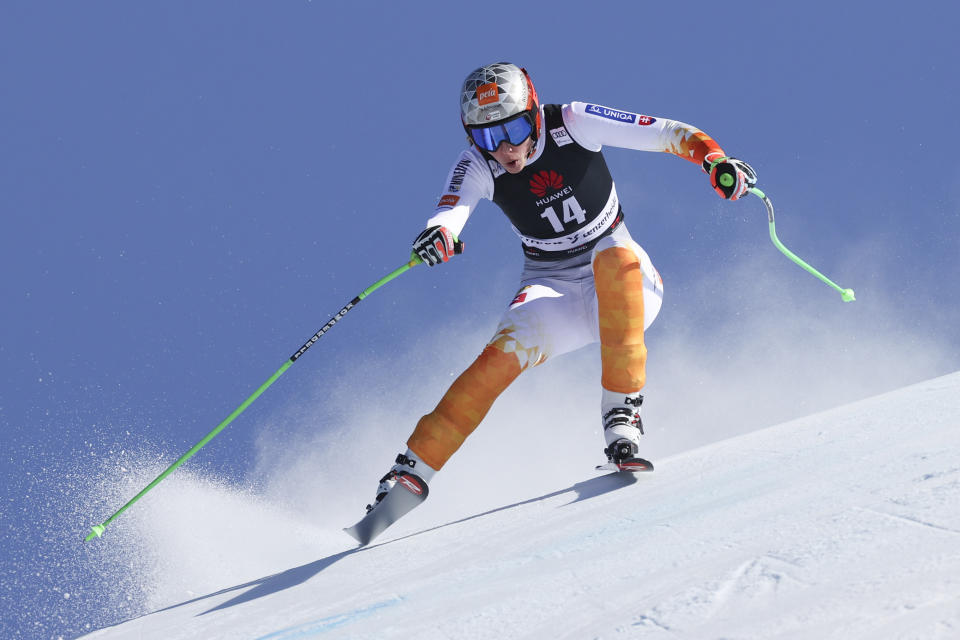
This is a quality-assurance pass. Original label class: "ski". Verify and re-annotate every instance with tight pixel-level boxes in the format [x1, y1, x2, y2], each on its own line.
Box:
[595, 457, 654, 473]
[344, 471, 429, 546]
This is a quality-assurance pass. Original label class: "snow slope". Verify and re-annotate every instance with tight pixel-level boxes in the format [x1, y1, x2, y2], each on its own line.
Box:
[80, 373, 960, 639]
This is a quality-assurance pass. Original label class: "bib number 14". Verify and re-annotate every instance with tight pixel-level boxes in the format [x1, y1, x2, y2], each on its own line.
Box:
[540, 195, 586, 233]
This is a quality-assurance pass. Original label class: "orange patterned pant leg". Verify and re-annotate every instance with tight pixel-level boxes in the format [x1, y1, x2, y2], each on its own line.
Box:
[593, 246, 647, 393]
[407, 344, 522, 470]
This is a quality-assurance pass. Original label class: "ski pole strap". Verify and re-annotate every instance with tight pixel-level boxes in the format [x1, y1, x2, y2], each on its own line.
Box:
[702, 154, 729, 174]
[748, 188, 855, 302]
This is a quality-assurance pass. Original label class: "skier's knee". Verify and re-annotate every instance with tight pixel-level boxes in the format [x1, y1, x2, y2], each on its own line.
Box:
[407, 344, 524, 469]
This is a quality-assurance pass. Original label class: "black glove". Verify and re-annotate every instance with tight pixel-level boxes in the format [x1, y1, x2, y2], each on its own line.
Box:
[412, 225, 464, 266]
[703, 153, 757, 201]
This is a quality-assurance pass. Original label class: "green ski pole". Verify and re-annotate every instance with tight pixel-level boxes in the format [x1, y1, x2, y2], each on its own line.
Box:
[84, 256, 423, 542]
[747, 186, 856, 302]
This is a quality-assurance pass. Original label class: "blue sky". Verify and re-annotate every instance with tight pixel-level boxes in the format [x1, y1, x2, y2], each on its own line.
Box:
[2, 2, 959, 637]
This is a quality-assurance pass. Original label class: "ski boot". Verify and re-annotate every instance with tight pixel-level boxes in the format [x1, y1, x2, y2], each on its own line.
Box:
[345, 451, 435, 545]
[599, 390, 654, 473]
[366, 452, 433, 513]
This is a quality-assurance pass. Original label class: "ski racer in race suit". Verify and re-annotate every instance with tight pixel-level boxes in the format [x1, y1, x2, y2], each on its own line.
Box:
[369, 62, 756, 505]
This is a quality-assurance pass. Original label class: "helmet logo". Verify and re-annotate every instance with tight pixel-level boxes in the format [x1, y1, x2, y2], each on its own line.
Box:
[529, 170, 564, 197]
[476, 82, 499, 106]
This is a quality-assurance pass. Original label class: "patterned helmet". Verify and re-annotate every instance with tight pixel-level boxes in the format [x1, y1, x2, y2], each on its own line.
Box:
[460, 62, 540, 144]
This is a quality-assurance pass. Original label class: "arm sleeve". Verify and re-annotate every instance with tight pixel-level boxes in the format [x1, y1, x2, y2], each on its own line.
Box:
[424, 147, 494, 237]
[562, 102, 726, 166]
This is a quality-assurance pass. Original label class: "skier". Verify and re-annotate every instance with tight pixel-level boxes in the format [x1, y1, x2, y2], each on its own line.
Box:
[355, 62, 756, 531]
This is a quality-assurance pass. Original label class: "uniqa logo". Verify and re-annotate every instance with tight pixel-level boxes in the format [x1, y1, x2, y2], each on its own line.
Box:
[529, 170, 563, 197]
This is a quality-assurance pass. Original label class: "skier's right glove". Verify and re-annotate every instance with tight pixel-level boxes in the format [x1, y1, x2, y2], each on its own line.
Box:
[412, 225, 464, 266]
[702, 152, 758, 201]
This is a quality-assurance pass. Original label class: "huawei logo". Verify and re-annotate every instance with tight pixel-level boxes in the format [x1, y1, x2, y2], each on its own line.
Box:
[529, 170, 563, 197]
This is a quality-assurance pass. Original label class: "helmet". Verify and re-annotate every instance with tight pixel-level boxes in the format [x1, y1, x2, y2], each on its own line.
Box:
[460, 62, 541, 150]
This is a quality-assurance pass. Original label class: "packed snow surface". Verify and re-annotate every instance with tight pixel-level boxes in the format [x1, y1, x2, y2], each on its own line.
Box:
[81, 373, 960, 639]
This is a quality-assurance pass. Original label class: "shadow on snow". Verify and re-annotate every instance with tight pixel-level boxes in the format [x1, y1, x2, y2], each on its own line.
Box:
[146, 472, 639, 618]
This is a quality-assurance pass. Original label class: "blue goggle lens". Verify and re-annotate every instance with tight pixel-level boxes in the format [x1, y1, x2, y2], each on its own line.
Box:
[469, 115, 533, 152]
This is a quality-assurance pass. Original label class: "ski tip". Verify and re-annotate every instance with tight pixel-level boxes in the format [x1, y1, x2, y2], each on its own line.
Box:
[343, 471, 430, 548]
[343, 526, 369, 547]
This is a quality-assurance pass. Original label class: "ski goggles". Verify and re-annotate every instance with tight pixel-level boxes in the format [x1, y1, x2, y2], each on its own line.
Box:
[468, 112, 534, 152]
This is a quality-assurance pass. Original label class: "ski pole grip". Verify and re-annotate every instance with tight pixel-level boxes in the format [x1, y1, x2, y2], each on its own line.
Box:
[408, 233, 463, 264]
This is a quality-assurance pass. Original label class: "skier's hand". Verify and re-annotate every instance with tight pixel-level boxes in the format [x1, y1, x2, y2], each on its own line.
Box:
[412, 225, 464, 266]
[703, 152, 757, 201]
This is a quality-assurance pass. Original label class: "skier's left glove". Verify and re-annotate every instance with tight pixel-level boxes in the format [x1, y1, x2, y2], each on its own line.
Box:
[412, 225, 464, 266]
[703, 152, 757, 201]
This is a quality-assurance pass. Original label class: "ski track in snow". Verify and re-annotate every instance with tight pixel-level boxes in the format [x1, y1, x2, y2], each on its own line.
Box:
[79, 373, 960, 639]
